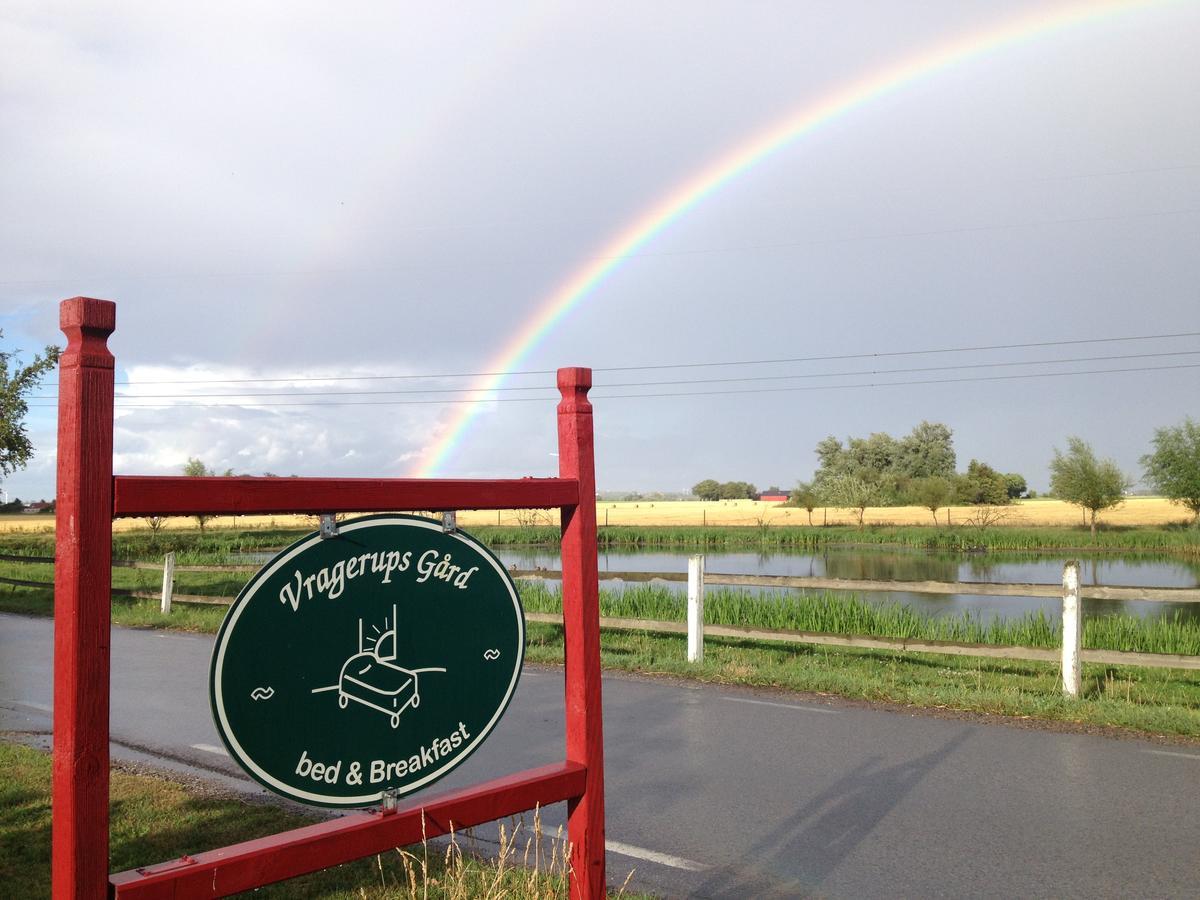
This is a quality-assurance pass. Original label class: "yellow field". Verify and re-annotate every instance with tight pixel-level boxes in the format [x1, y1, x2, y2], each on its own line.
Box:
[0, 497, 1191, 534]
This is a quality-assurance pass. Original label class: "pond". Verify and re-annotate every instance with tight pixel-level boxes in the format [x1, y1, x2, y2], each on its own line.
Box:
[495, 546, 1200, 624]
[230, 544, 1200, 624]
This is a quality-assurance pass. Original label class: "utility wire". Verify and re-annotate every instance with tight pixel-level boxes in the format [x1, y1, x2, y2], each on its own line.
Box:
[33, 348, 1200, 401]
[27, 362, 1199, 409]
[38, 328, 1200, 389]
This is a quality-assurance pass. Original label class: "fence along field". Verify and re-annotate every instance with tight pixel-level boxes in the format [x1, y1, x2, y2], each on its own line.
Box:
[5, 548, 1198, 697]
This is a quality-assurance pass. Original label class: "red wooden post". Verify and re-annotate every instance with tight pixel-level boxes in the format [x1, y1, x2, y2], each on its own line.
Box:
[53, 297, 116, 900]
[556, 367, 606, 899]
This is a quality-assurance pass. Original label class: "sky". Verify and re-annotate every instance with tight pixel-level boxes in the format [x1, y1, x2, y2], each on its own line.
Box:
[2, 0, 1198, 502]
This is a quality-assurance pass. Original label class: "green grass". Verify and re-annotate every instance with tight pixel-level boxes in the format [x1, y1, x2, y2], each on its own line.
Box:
[0, 526, 302, 563]
[6, 520, 1197, 559]
[3, 578, 1199, 737]
[518, 582, 1200, 656]
[3, 524, 1198, 739]
[467, 523, 1200, 554]
[6, 566, 1196, 658]
[0, 741, 635, 898]
[522, 622, 1200, 738]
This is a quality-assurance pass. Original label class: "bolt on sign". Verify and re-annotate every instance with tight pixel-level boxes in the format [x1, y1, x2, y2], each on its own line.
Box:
[210, 515, 525, 807]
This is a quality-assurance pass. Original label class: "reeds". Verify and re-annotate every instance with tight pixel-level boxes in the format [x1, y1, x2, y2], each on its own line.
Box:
[519, 582, 1200, 656]
[469, 524, 1200, 555]
[383, 806, 615, 899]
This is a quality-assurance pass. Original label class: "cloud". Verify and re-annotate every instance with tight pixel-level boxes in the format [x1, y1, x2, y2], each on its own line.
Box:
[109, 362, 452, 477]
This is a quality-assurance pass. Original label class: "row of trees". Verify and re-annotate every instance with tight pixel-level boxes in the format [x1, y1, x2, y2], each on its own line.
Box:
[789, 419, 1200, 531]
[1050, 421, 1200, 533]
[792, 423, 1027, 524]
[692, 479, 758, 501]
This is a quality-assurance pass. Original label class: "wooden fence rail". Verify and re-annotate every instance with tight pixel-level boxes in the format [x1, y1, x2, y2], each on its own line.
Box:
[5, 554, 1200, 688]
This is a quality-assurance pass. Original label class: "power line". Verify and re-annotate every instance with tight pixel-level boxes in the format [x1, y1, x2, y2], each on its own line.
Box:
[37, 328, 1200, 389]
[27, 362, 1199, 409]
[31, 348, 1200, 401]
[594, 331, 1200, 374]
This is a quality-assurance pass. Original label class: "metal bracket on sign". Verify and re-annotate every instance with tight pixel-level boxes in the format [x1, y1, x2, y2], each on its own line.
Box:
[379, 789, 399, 815]
[442, 510, 457, 533]
[319, 514, 339, 539]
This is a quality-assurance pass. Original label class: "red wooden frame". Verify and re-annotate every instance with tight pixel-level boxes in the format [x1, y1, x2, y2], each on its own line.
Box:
[52, 298, 606, 899]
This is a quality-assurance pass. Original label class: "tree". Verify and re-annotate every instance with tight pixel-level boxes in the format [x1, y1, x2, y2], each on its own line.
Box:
[897, 421, 956, 479]
[846, 433, 899, 477]
[718, 480, 756, 500]
[814, 436, 846, 476]
[789, 481, 819, 525]
[819, 474, 883, 529]
[956, 460, 1009, 506]
[0, 332, 59, 478]
[1004, 473, 1028, 500]
[813, 423, 955, 505]
[182, 458, 232, 531]
[1049, 437, 1131, 535]
[910, 476, 956, 525]
[1141, 418, 1200, 524]
[692, 479, 721, 501]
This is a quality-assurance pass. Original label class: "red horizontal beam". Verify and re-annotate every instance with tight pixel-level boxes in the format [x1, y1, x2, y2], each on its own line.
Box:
[112, 475, 579, 517]
[109, 761, 586, 899]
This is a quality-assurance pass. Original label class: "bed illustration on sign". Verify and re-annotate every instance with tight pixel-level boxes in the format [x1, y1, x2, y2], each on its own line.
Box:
[310, 603, 447, 728]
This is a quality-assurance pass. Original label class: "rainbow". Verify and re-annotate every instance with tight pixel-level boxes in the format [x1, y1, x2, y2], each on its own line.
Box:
[413, 0, 1171, 477]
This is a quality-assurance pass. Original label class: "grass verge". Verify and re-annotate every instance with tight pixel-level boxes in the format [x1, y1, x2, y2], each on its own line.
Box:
[522, 623, 1200, 738]
[3, 584, 1198, 738]
[520, 583, 1200, 656]
[2, 521, 1199, 559]
[0, 741, 634, 898]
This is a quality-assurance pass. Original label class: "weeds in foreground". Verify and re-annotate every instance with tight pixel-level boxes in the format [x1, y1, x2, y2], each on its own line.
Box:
[0, 743, 642, 899]
[381, 806, 580, 900]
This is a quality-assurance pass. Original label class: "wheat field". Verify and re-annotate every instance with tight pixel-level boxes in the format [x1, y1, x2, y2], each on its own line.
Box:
[0, 497, 1191, 534]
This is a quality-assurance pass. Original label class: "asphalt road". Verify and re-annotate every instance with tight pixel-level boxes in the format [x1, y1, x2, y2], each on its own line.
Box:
[3, 612, 1199, 898]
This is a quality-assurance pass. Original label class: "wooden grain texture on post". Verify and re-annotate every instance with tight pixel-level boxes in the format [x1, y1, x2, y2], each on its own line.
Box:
[556, 367, 606, 899]
[687, 554, 705, 663]
[111, 475, 578, 516]
[53, 297, 116, 900]
[1062, 561, 1082, 697]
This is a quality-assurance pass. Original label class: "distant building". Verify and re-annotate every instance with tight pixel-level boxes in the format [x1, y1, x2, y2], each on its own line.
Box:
[23, 500, 53, 514]
[759, 491, 789, 503]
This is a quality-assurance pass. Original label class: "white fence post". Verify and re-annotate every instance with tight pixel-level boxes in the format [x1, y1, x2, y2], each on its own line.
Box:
[160, 551, 175, 615]
[1062, 561, 1081, 697]
[687, 554, 705, 663]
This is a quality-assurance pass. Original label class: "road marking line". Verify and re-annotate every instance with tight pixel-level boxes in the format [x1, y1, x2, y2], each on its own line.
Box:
[722, 696, 839, 715]
[606, 840, 707, 871]
[10, 699, 52, 712]
[1144, 749, 1200, 761]
[191, 743, 230, 757]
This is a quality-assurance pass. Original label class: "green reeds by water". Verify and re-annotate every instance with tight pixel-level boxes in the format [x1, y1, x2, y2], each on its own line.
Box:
[471, 524, 1200, 555]
[518, 582, 1200, 656]
[4, 521, 1196, 558]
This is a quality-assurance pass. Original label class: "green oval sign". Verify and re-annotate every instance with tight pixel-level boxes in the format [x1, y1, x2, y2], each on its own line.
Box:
[209, 515, 525, 807]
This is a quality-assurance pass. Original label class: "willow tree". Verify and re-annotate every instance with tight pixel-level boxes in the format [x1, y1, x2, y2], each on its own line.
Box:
[1141, 418, 1200, 525]
[1049, 437, 1130, 536]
